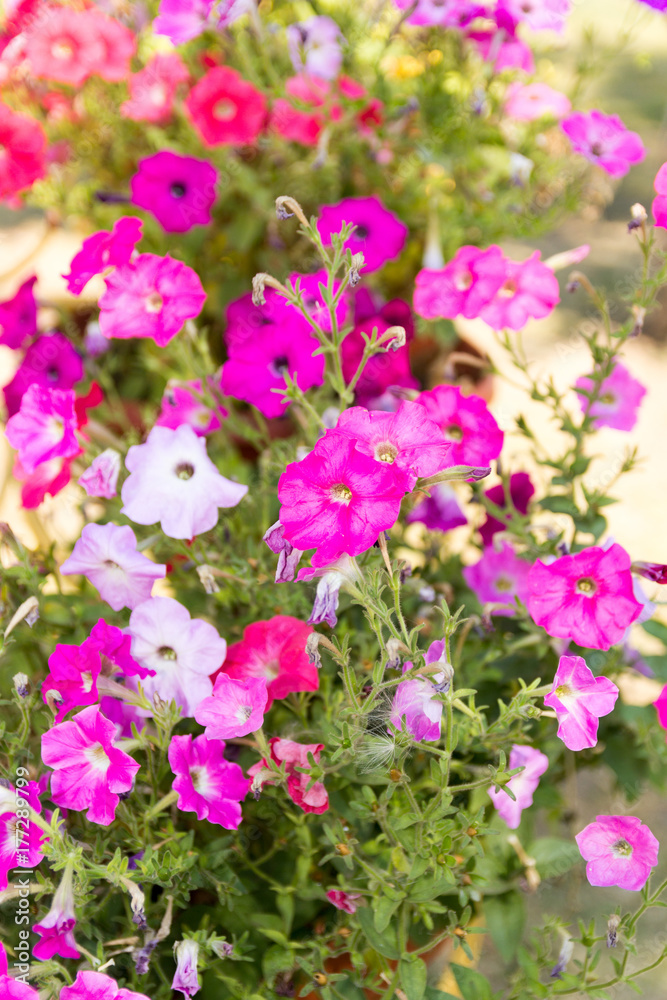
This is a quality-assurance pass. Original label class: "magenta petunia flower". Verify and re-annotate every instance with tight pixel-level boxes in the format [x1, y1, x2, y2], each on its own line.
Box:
[130, 152, 218, 234]
[3, 332, 84, 417]
[468, 30, 535, 73]
[60, 522, 167, 612]
[195, 674, 268, 739]
[653, 160, 667, 228]
[417, 385, 504, 467]
[504, 82, 571, 121]
[341, 297, 418, 406]
[575, 362, 646, 432]
[0, 781, 46, 891]
[654, 684, 667, 737]
[172, 939, 200, 999]
[317, 196, 408, 273]
[218, 615, 317, 710]
[99, 253, 206, 346]
[0, 103, 47, 201]
[326, 890, 362, 914]
[561, 110, 645, 178]
[153, 0, 215, 43]
[63, 216, 143, 296]
[42, 638, 104, 723]
[168, 733, 250, 829]
[479, 471, 535, 546]
[34, 863, 80, 961]
[285, 269, 350, 334]
[496, 0, 571, 32]
[156, 378, 226, 435]
[78, 448, 121, 498]
[480, 252, 560, 331]
[544, 655, 619, 751]
[121, 53, 190, 124]
[406, 483, 468, 533]
[287, 16, 343, 80]
[463, 542, 532, 615]
[121, 424, 248, 539]
[41, 705, 140, 825]
[60, 970, 151, 1000]
[277, 432, 405, 567]
[0, 941, 40, 999]
[526, 543, 643, 650]
[414, 246, 507, 321]
[223, 287, 291, 352]
[5, 385, 80, 475]
[488, 744, 549, 829]
[127, 596, 227, 717]
[184, 66, 267, 147]
[333, 400, 453, 490]
[0, 275, 37, 349]
[576, 815, 659, 891]
[248, 738, 328, 814]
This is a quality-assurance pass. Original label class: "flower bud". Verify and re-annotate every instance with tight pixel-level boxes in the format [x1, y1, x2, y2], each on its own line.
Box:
[13, 673, 30, 698]
[550, 937, 573, 979]
[348, 252, 365, 287]
[607, 913, 621, 948]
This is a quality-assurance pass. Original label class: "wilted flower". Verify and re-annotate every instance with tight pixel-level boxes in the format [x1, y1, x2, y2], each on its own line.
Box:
[248, 738, 328, 814]
[172, 939, 200, 998]
[78, 449, 122, 499]
[326, 890, 362, 913]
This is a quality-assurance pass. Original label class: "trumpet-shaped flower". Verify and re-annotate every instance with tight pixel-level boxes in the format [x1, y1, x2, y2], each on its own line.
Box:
[576, 815, 659, 891]
[168, 733, 249, 829]
[172, 939, 200, 999]
[414, 246, 507, 321]
[5, 385, 80, 474]
[195, 674, 268, 739]
[544, 655, 619, 751]
[488, 744, 549, 829]
[417, 385, 503, 467]
[34, 863, 80, 961]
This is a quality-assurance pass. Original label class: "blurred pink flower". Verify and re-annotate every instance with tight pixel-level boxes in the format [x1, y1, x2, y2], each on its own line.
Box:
[561, 110, 645, 178]
[63, 216, 143, 296]
[60, 970, 151, 1000]
[195, 674, 268, 739]
[327, 890, 362, 913]
[3, 332, 84, 417]
[121, 53, 189, 123]
[0, 780, 46, 891]
[0, 104, 46, 200]
[0, 941, 40, 998]
[26, 7, 105, 85]
[497, 0, 571, 32]
[505, 82, 571, 121]
[130, 152, 218, 233]
[414, 246, 507, 321]
[0, 274, 37, 349]
[480, 252, 560, 331]
[417, 385, 503, 467]
[652, 160, 667, 228]
[544, 655, 618, 751]
[168, 733, 250, 829]
[156, 379, 226, 435]
[184, 66, 267, 146]
[575, 362, 646, 431]
[78, 448, 121, 498]
[576, 815, 659, 890]
[463, 542, 532, 615]
[287, 16, 343, 79]
[153, 0, 216, 42]
[406, 482, 468, 533]
[249, 738, 328, 814]
[341, 297, 418, 406]
[317, 195, 408, 273]
[488, 744, 548, 829]
[5, 385, 80, 474]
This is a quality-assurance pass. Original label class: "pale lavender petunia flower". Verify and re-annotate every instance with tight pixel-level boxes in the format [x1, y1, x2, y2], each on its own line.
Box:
[576, 815, 659, 891]
[78, 448, 122, 498]
[287, 15, 343, 80]
[389, 640, 450, 742]
[544, 655, 618, 751]
[172, 939, 200, 998]
[488, 744, 548, 829]
[575, 362, 646, 432]
[297, 555, 361, 627]
[195, 674, 268, 739]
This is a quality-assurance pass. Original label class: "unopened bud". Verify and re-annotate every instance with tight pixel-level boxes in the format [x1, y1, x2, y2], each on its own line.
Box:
[335, 842, 351, 856]
[631, 203, 647, 223]
[13, 673, 30, 699]
[632, 560, 667, 584]
[275, 195, 309, 226]
[313, 972, 328, 986]
[211, 940, 233, 958]
[348, 252, 365, 287]
[386, 638, 404, 672]
[544, 244, 590, 272]
[377, 325, 406, 351]
[630, 304, 646, 338]
[551, 937, 573, 979]
[45, 689, 64, 715]
[607, 913, 621, 948]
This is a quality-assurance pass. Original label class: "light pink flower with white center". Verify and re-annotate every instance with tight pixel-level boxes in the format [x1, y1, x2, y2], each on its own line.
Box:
[34, 862, 80, 961]
[60, 522, 167, 612]
[389, 639, 449, 742]
[168, 733, 250, 830]
[463, 542, 532, 616]
[327, 890, 362, 914]
[78, 448, 121, 498]
[41, 705, 140, 826]
[0, 780, 46, 891]
[480, 252, 560, 331]
[60, 970, 151, 1000]
[121, 424, 248, 539]
[576, 815, 659, 891]
[332, 400, 452, 490]
[195, 674, 268, 739]
[544, 655, 619, 751]
[575, 362, 646, 432]
[504, 82, 571, 122]
[127, 596, 227, 717]
[488, 744, 549, 829]
[5, 385, 80, 475]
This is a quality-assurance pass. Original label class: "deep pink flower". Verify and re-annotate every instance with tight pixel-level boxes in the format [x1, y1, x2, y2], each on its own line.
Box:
[468, 30, 535, 73]
[286, 269, 350, 334]
[195, 674, 268, 739]
[417, 385, 504, 467]
[561, 111, 645, 178]
[168, 733, 250, 829]
[34, 863, 80, 961]
[130, 152, 218, 233]
[63, 216, 143, 296]
[270, 98, 323, 146]
[14, 454, 75, 510]
[248, 738, 328, 814]
[127, 596, 227, 717]
[0, 275, 37, 349]
[185, 66, 267, 146]
[406, 483, 468, 533]
[479, 252, 560, 331]
[505, 82, 571, 121]
[5, 385, 80, 474]
[479, 471, 535, 546]
[0, 941, 40, 999]
[153, 0, 216, 43]
[25, 7, 105, 85]
[0, 104, 46, 200]
[463, 542, 532, 615]
[488, 744, 549, 829]
[414, 246, 507, 321]
[287, 16, 343, 80]
[654, 684, 667, 737]
[156, 378, 226, 435]
[327, 890, 362, 913]
[223, 287, 290, 352]
[60, 970, 151, 1000]
[41, 705, 140, 825]
[0, 781, 46, 891]
[78, 448, 121, 498]
[90, 617, 152, 679]
[526, 543, 643, 650]
[652, 160, 667, 229]
[217, 615, 317, 710]
[3, 332, 84, 417]
[98, 253, 206, 347]
[60, 522, 167, 612]
[121, 53, 190, 124]
[333, 400, 452, 490]
[341, 297, 418, 405]
[121, 424, 248, 539]
[277, 432, 405, 567]
[576, 815, 659, 891]
[317, 196, 408, 273]
[575, 362, 646, 431]
[544, 655, 619, 751]
[42, 638, 103, 723]
[635, 561, 667, 586]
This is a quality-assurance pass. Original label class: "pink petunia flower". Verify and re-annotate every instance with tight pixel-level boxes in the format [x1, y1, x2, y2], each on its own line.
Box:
[285, 269, 350, 334]
[127, 596, 227, 717]
[153, 0, 216, 43]
[5, 384, 80, 474]
[3, 332, 84, 417]
[526, 543, 643, 650]
[0, 941, 40, 999]
[248, 738, 328, 814]
[184, 66, 267, 146]
[417, 385, 503, 467]
[78, 449, 121, 498]
[575, 362, 646, 431]
[60, 522, 167, 612]
[34, 862, 80, 961]
[479, 252, 560, 331]
[341, 297, 418, 406]
[25, 7, 105, 86]
[332, 400, 452, 490]
[121, 53, 190, 124]
[497, 0, 571, 33]
[168, 733, 250, 829]
[90, 10, 136, 82]
[287, 16, 343, 80]
[479, 471, 535, 546]
[654, 684, 667, 738]
[488, 744, 549, 829]
[277, 432, 405, 567]
[60, 970, 151, 1000]
[561, 110, 645, 178]
[0, 780, 46, 891]
[406, 482, 468, 533]
[223, 287, 291, 352]
[0, 275, 37, 349]
[130, 152, 218, 234]
[576, 815, 659, 891]
[63, 216, 143, 296]
[544, 655, 619, 751]
[326, 890, 362, 913]
[504, 82, 571, 121]
[0, 102, 46, 200]
[468, 30, 535, 73]
[156, 378, 226, 436]
[42, 638, 103, 723]
[414, 246, 507, 321]
[121, 424, 248, 539]
[41, 705, 140, 825]
[463, 542, 532, 615]
[98, 253, 206, 346]
[195, 674, 268, 739]
[217, 615, 317, 710]
[172, 939, 200, 999]
[652, 160, 667, 229]
[270, 98, 323, 146]
[317, 196, 408, 273]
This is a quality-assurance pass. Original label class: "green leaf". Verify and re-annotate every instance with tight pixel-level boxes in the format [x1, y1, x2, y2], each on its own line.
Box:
[424, 989, 460, 1000]
[483, 892, 525, 962]
[374, 895, 400, 933]
[450, 964, 493, 1000]
[356, 906, 399, 959]
[399, 956, 427, 1000]
[539, 496, 579, 516]
[262, 944, 293, 981]
[529, 838, 581, 880]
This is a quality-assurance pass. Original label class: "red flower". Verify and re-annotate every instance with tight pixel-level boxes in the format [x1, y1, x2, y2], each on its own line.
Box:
[0, 102, 46, 200]
[184, 66, 267, 146]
